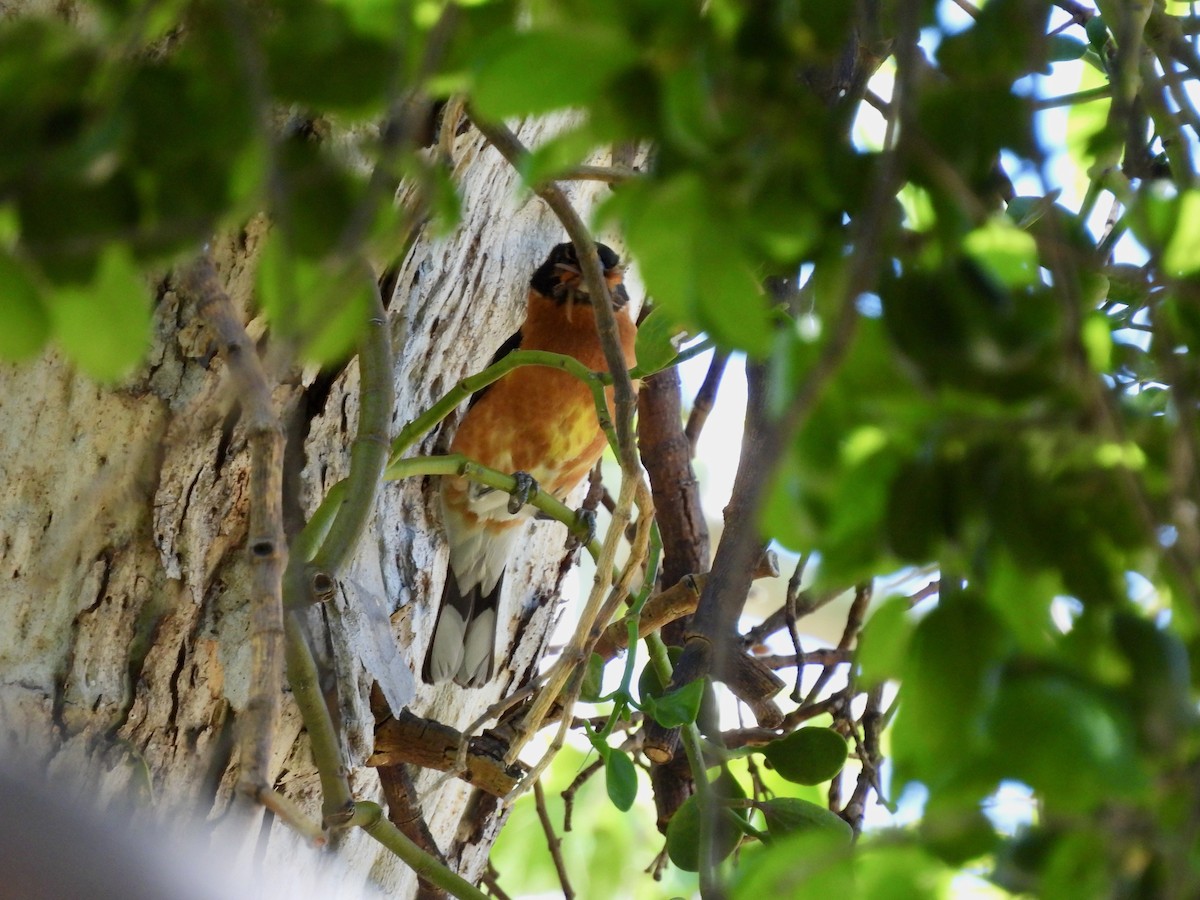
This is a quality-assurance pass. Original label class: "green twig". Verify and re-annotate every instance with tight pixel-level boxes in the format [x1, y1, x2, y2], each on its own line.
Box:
[352, 802, 490, 900]
[388, 350, 616, 465]
[309, 281, 394, 577]
[384, 453, 601, 559]
[283, 608, 355, 823]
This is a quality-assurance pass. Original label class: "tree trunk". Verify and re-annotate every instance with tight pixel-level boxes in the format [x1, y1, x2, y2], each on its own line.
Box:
[0, 116, 619, 896]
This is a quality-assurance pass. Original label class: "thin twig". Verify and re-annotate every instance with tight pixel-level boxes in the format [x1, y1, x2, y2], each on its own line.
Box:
[783, 553, 811, 698]
[561, 758, 605, 832]
[534, 780, 575, 899]
[179, 256, 286, 802]
[684, 350, 730, 456]
[800, 582, 873, 706]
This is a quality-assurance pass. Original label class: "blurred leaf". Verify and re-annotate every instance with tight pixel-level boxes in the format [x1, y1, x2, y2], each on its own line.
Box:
[256, 235, 375, 364]
[857, 594, 914, 686]
[0, 251, 51, 359]
[266, 6, 397, 114]
[891, 595, 1010, 794]
[1113, 612, 1195, 751]
[918, 797, 998, 865]
[728, 830, 855, 897]
[1162, 190, 1200, 276]
[471, 27, 638, 119]
[856, 843, 946, 900]
[634, 306, 681, 373]
[759, 797, 852, 843]
[49, 244, 149, 380]
[604, 749, 638, 812]
[617, 175, 704, 318]
[963, 218, 1040, 289]
[984, 670, 1144, 812]
[1047, 35, 1088, 62]
[1085, 15, 1109, 49]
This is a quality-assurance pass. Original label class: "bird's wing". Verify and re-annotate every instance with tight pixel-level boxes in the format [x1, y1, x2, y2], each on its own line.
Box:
[467, 328, 523, 410]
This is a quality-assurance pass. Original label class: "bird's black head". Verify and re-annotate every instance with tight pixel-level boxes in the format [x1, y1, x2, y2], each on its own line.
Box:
[530, 242, 627, 308]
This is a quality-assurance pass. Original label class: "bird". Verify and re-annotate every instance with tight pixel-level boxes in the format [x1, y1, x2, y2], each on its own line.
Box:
[422, 242, 638, 687]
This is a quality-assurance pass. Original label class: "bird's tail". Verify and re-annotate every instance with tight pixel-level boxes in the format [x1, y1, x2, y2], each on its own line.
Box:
[422, 568, 502, 687]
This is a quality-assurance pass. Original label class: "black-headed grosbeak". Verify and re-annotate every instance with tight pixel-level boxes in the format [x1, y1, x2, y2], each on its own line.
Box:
[422, 242, 638, 686]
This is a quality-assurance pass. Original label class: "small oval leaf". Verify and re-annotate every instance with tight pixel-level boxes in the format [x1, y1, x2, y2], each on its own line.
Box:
[605, 749, 638, 812]
[761, 727, 849, 786]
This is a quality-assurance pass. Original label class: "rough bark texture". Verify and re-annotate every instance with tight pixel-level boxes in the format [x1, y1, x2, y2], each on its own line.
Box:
[0, 117, 620, 896]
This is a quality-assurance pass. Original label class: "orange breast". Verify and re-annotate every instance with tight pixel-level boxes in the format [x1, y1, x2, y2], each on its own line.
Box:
[448, 292, 637, 512]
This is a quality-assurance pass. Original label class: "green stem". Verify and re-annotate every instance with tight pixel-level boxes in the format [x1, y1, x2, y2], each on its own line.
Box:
[353, 802, 490, 900]
[626, 337, 717, 381]
[283, 608, 355, 822]
[384, 454, 602, 559]
[310, 284, 394, 576]
[292, 480, 347, 564]
[387, 350, 616, 466]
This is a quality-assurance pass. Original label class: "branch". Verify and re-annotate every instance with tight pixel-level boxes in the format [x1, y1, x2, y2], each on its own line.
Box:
[384, 453, 600, 558]
[178, 256, 286, 801]
[646, 0, 918, 765]
[534, 780, 575, 899]
[684, 350, 730, 455]
[308, 279, 393, 578]
[352, 802, 490, 900]
[369, 709, 523, 797]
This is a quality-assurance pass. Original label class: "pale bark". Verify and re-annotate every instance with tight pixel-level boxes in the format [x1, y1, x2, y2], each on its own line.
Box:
[0, 117, 621, 897]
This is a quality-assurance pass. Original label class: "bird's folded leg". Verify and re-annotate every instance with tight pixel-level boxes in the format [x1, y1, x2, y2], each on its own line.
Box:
[507, 471, 538, 514]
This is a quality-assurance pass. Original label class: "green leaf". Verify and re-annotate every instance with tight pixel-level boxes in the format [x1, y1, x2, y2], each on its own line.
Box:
[984, 671, 1144, 812]
[471, 27, 639, 119]
[918, 797, 998, 865]
[728, 830, 855, 897]
[265, 6, 397, 114]
[759, 797, 852, 843]
[620, 175, 704, 318]
[604, 749, 638, 812]
[256, 234, 375, 364]
[856, 843, 946, 900]
[693, 226, 774, 356]
[633, 306, 681, 373]
[580, 653, 606, 703]
[665, 772, 746, 872]
[856, 594, 914, 686]
[646, 678, 704, 728]
[1085, 15, 1109, 49]
[963, 218, 1040, 288]
[890, 596, 1010, 793]
[1162, 190, 1200, 276]
[0, 251, 51, 359]
[636, 645, 680, 702]
[1047, 35, 1087, 63]
[761, 727, 849, 786]
[49, 244, 149, 381]
[1113, 612, 1195, 750]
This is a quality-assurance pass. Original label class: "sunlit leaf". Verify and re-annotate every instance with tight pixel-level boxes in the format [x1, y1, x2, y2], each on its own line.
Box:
[857, 594, 914, 686]
[0, 250, 51, 359]
[471, 27, 638, 119]
[49, 244, 149, 381]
